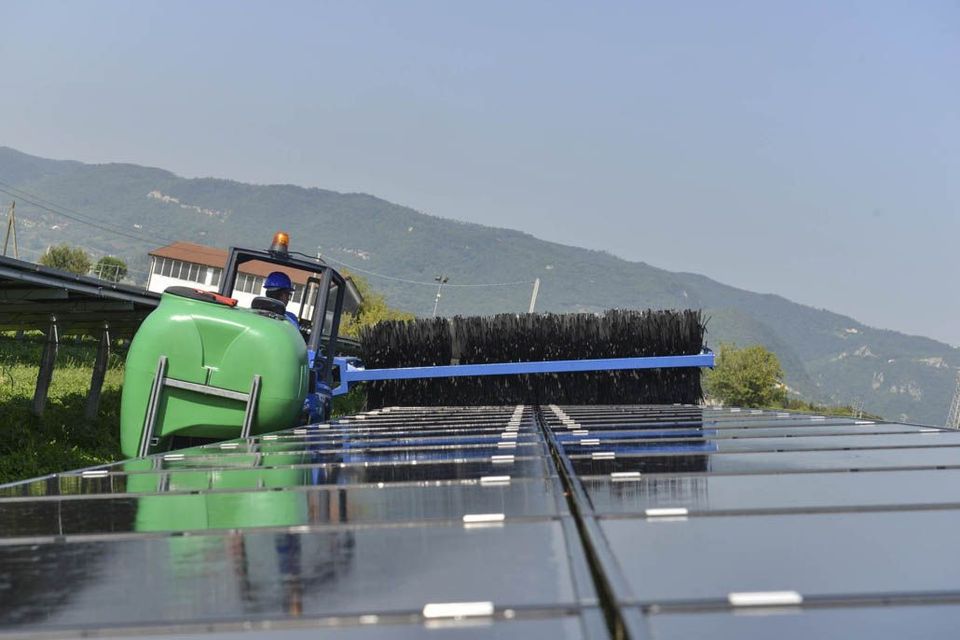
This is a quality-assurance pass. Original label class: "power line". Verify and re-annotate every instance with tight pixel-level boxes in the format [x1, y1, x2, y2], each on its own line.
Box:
[1, 178, 538, 290]
[0, 181, 180, 246]
[0, 179, 161, 238]
[0, 186, 160, 245]
[320, 253, 536, 288]
[17, 242, 152, 279]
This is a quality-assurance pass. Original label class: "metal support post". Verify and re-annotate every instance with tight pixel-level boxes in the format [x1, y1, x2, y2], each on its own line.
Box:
[85, 324, 111, 420]
[528, 278, 541, 313]
[3, 201, 18, 259]
[32, 316, 59, 417]
[947, 370, 960, 429]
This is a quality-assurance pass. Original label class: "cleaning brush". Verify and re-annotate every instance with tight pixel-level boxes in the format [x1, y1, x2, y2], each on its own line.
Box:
[358, 309, 706, 408]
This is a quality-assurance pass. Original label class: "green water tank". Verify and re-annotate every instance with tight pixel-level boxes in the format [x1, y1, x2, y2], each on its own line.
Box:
[120, 288, 308, 457]
[125, 463, 309, 532]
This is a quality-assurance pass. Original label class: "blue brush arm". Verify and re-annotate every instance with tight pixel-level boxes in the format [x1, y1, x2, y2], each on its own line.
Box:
[331, 349, 714, 397]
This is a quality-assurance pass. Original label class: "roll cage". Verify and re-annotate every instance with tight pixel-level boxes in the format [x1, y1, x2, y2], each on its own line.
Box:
[218, 247, 345, 386]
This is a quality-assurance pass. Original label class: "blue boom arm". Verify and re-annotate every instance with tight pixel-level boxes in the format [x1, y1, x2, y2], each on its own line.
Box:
[331, 350, 714, 397]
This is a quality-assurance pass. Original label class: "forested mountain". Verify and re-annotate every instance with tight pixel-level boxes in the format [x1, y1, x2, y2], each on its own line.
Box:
[2, 146, 956, 424]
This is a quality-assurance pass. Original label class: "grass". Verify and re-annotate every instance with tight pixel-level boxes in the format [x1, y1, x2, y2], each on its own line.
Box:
[0, 335, 125, 484]
[332, 386, 367, 417]
[0, 332, 369, 485]
[778, 397, 884, 421]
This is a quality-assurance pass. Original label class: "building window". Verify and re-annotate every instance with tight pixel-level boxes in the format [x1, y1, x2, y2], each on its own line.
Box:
[182, 263, 205, 283]
[182, 263, 207, 283]
[151, 255, 217, 285]
[292, 284, 303, 303]
[235, 273, 265, 295]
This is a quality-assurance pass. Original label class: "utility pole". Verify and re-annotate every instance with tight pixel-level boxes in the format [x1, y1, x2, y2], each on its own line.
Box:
[852, 398, 864, 420]
[3, 201, 19, 259]
[432, 275, 448, 318]
[947, 370, 960, 429]
[528, 278, 541, 313]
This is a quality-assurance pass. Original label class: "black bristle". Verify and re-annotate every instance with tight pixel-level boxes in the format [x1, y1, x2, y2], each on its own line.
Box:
[359, 310, 706, 408]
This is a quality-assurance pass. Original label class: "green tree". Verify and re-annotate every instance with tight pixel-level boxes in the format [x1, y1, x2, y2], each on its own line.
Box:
[338, 273, 415, 338]
[39, 244, 91, 276]
[704, 343, 786, 408]
[94, 256, 128, 282]
[331, 273, 414, 417]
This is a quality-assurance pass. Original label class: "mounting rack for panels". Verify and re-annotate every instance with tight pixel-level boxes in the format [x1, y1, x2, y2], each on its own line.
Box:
[137, 355, 262, 456]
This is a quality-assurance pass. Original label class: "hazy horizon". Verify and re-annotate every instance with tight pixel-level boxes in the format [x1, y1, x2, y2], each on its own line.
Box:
[1, 0, 958, 345]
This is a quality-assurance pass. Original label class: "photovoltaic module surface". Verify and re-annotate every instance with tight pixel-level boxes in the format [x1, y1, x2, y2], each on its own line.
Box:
[2, 405, 960, 638]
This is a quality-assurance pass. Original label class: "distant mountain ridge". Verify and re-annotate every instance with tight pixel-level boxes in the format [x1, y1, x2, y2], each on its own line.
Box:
[1, 145, 957, 424]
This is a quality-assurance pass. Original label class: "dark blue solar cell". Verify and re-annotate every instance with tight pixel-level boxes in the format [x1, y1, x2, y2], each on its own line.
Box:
[0, 521, 581, 628]
[584, 468, 960, 514]
[601, 510, 960, 604]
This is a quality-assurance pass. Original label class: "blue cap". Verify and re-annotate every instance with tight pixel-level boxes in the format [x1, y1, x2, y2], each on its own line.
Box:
[264, 271, 294, 292]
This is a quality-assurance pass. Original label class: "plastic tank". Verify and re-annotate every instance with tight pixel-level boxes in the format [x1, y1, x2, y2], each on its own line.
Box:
[120, 288, 308, 457]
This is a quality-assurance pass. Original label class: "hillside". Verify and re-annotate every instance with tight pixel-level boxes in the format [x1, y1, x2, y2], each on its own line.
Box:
[1, 146, 957, 425]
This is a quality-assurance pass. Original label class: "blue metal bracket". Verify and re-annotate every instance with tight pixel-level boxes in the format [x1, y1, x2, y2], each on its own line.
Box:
[332, 350, 714, 397]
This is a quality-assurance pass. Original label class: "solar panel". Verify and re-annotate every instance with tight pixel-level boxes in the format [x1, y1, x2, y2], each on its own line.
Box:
[2, 404, 959, 637]
[541, 405, 960, 638]
[0, 253, 159, 336]
[0, 406, 606, 638]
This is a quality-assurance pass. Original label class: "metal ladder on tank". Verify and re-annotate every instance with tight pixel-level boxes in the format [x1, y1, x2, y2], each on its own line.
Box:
[138, 355, 262, 457]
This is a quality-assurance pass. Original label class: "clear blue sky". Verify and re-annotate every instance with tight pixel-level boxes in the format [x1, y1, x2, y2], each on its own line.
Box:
[1, 1, 958, 343]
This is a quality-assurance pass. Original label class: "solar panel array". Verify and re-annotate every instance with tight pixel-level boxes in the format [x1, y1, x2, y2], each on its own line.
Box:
[0, 253, 159, 336]
[543, 405, 960, 638]
[3, 405, 960, 638]
[0, 406, 605, 638]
